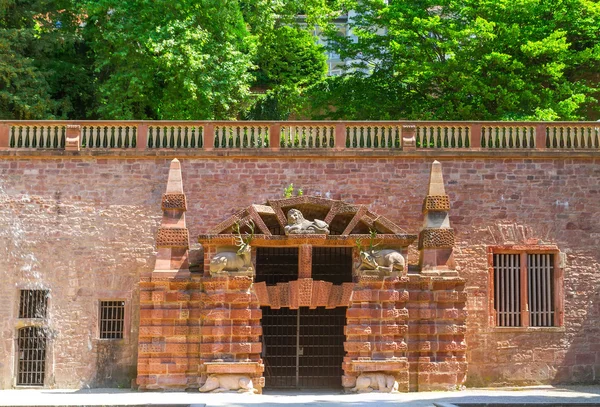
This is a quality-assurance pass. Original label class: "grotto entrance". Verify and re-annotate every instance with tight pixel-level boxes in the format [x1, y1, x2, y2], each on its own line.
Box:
[261, 306, 346, 389]
[256, 246, 350, 389]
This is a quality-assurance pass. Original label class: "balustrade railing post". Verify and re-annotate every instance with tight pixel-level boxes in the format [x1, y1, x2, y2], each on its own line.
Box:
[0, 124, 9, 149]
[269, 123, 281, 150]
[334, 122, 346, 149]
[535, 124, 547, 149]
[470, 123, 482, 148]
[204, 123, 215, 150]
[137, 124, 148, 150]
[402, 124, 416, 151]
[65, 124, 81, 151]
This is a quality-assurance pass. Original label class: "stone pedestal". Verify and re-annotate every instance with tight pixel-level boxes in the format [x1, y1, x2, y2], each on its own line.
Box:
[343, 274, 410, 392]
[198, 274, 264, 393]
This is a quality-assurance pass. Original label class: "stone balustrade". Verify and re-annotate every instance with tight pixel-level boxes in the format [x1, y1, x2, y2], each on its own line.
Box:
[1, 120, 599, 152]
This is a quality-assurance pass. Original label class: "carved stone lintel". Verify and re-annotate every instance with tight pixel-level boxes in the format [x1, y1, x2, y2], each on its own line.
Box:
[284, 208, 330, 235]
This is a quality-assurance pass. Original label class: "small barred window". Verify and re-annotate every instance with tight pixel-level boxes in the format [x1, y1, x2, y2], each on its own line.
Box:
[19, 290, 49, 319]
[491, 250, 560, 328]
[99, 300, 125, 339]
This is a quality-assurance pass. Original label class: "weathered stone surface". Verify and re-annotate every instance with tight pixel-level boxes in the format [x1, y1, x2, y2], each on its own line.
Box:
[0, 154, 598, 391]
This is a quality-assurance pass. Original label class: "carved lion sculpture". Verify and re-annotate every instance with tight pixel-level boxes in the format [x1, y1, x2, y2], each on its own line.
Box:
[284, 208, 330, 235]
[351, 373, 399, 393]
[358, 249, 406, 276]
[199, 374, 258, 394]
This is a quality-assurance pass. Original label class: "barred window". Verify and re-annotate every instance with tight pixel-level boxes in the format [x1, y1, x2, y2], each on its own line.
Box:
[17, 326, 47, 386]
[492, 250, 560, 328]
[99, 300, 125, 339]
[19, 290, 49, 319]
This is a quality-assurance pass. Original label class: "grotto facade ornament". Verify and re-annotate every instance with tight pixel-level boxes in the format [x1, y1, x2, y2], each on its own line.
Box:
[284, 208, 330, 235]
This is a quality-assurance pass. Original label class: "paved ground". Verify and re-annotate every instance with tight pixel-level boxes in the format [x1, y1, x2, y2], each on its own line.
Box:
[1, 386, 600, 407]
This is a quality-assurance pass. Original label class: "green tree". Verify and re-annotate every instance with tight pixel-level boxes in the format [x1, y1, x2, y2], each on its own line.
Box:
[310, 0, 600, 120]
[0, 0, 86, 119]
[240, 1, 329, 120]
[81, 0, 256, 120]
[246, 25, 327, 119]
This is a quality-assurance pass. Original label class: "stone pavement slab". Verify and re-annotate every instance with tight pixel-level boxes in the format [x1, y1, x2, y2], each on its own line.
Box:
[0, 386, 599, 407]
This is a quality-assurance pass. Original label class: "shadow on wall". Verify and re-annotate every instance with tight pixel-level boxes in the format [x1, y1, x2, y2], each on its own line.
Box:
[93, 341, 135, 388]
[554, 273, 600, 384]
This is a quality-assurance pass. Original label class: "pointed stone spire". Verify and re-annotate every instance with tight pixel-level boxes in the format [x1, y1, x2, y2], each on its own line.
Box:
[165, 158, 184, 194]
[418, 161, 456, 275]
[154, 158, 190, 276]
[427, 160, 446, 195]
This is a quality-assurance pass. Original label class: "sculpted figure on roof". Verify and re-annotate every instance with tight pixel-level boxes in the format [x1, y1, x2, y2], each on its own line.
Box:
[284, 208, 330, 235]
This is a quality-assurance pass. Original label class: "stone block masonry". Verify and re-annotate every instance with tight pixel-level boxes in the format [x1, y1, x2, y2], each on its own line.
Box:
[0, 151, 599, 388]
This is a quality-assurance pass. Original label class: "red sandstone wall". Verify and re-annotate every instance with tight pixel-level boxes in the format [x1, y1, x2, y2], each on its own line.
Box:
[1, 154, 599, 388]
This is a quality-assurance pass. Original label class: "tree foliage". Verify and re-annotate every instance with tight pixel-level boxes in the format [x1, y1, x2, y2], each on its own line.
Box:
[1, 0, 599, 120]
[80, 0, 256, 120]
[0, 0, 87, 119]
[309, 0, 600, 120]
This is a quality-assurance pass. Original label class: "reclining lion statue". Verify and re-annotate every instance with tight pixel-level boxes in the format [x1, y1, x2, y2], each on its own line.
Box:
[199, 374, 258, 394]
[351, 373, 399, 393]
[284, 208, 330, 235]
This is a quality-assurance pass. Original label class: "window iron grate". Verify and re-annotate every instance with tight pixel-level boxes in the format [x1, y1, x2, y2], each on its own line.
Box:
[18, 290, 49, 319]
[17, 326, 46, 386]
[494, 253, 521, 327]
[99, 301, 125, 339]
[312, 247, 353, 284]
[528, 254, 555, 327]
[255, 248, 299, 285]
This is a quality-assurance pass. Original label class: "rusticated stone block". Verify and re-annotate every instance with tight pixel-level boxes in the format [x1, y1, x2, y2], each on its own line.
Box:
[225, 292, 253, 303]
[298, 244, 312, 278]
[156, 227, 189, 248]
[228, 276, 253, 291]
[299, 278, 313, 307]
[341, 282, 355, 306]
[267, 285, 280, 309]
[253, 282, 269, 306]
[423, 195, 450, 212]
[327, 285, 342, 309]
[351, 289, 374, 302]
[344, 341, 371, 352]
[418, 228, 455, 249]
[162, 193, 187, 210]
[279, 283, 290, 308]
